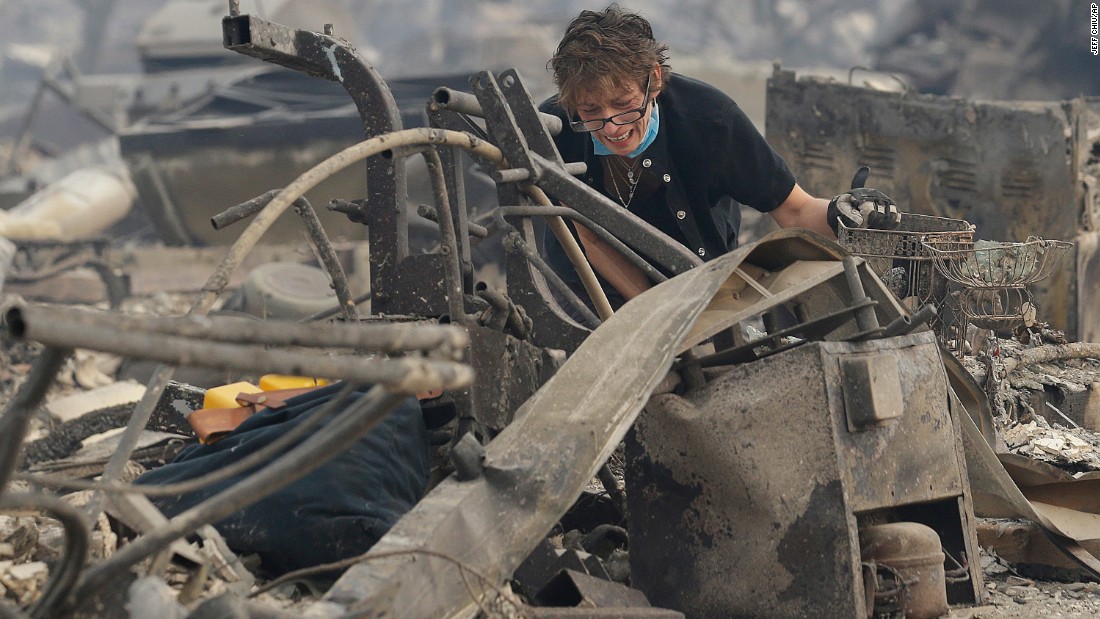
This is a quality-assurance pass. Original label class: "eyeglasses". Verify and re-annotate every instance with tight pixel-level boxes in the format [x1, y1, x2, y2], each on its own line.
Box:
[569, 74, 652, 133]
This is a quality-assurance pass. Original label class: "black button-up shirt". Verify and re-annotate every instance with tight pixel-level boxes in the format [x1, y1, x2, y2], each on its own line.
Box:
[539, 73, 796, 291]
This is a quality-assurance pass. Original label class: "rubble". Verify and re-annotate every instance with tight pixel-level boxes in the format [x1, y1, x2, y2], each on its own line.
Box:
[7, 253, 1100, 617]
[1003, 421, 1100, 473]
[45, 379, 146, 423]
[1, 5, 1100, 619]
[962, 335, 1100, 438]
[979, 560, 1100, 617]
[0, 560, 49, 606]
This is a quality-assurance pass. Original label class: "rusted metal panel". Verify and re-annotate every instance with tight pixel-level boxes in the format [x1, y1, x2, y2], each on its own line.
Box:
[626, 332, 982, 618]
[1078, 231, 1100, 343]
[829, 338, 965, 512]
[465, 324, 562, 431]
[766, 67, 1091, 339]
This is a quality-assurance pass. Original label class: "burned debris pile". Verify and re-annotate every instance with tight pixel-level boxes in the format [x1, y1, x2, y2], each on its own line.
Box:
[2, 7, 1100, 619]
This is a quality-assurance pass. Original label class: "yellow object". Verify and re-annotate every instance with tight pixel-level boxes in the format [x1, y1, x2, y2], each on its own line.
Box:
[202, 381, 262, 410]
[258, 374, 330, 391]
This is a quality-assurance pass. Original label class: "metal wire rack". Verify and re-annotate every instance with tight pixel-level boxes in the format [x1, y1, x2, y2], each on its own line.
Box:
[922, 237, 1073, 331]
[838, 213, 975, 350]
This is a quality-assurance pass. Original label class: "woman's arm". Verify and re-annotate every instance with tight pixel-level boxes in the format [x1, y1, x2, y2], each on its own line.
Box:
[769, 183, 835, 239]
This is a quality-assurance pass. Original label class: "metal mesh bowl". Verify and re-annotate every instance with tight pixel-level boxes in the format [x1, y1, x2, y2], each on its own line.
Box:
[922, 237, 1073, 288]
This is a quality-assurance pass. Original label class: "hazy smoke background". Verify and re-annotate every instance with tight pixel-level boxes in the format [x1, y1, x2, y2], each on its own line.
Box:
[0, 0, 1096, 183]
[2, 0, 1097, 105]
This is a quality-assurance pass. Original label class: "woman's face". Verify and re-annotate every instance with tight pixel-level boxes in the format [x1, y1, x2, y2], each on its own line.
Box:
[574, 71, 655, 156]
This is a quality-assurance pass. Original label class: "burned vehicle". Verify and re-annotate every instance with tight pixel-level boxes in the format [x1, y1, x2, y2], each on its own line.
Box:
[3, 6, 1100, 619]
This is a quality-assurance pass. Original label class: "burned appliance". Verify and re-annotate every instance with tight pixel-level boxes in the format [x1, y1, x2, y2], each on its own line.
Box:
[628, 330, 984, 617]
[621, 243, 986, 618]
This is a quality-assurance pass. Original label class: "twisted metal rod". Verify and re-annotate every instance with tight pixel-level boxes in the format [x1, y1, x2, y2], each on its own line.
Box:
[6, 309, 472, 394]
[5, 303, 468, 356]
[0, 347, 70, 498]
[7, 127, 609, 607]
[211, 190, 360, 323]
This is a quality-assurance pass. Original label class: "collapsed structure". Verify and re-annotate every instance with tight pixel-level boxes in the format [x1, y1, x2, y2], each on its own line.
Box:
[1, 5, 1100, 619]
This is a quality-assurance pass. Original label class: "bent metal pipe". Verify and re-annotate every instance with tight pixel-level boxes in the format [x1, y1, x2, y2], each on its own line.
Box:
[4, 304, 472, 394]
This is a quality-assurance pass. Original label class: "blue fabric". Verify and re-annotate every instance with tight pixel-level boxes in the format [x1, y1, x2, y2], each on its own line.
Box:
[591, 101, 660, 157]
[135, 383, 429, 577]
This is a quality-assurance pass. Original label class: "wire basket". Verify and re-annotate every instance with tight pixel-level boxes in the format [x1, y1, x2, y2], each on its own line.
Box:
[838, 213, 974, 303]
[839, 213, 974, 258]
[954, 287, 1038, 330]
[924, 237, 1073, 334]
[921, 237, 1073, 288]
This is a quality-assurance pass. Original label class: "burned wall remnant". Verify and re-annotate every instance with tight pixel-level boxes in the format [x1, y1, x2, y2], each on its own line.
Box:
[766, 66, 1100, 343]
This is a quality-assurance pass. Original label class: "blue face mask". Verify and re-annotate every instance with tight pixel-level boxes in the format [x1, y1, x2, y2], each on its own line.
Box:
[592, 101, 660, 158]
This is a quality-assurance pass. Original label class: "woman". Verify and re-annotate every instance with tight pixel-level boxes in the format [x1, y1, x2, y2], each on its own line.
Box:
[540, 3, 897, 305]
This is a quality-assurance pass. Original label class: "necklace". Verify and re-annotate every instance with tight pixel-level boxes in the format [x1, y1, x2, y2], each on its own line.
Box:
[607, 156, 641, 208]
[616, 154, 641, 184]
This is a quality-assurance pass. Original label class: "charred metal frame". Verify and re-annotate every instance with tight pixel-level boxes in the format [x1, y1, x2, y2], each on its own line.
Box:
[422, 67, 704, 351]
[7, 239, 130, 308]
[0, 301, 472, 616]
[453, 69, 701, 347]
[222, 12, 420, 312]
[433, 96, 594, 349]
[317, 227, 985, 618]
[217, 11, 713, 444]
[212, 189, 359, 322]
[211, 13, 990, 619]
[225, 10, 700, 349]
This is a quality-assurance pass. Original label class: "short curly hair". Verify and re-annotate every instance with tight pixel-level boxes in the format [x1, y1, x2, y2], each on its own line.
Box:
[547, 4, 670, 116]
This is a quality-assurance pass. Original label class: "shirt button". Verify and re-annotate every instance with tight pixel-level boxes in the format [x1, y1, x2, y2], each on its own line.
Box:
[662, 173, 671, 182]
[642, 158, 652, 168]
[698, 248, 706, 257]
[676, 210, 686, 220]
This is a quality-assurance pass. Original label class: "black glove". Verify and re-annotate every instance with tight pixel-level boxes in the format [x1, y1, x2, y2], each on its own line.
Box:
[827, 166, 901, 234]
